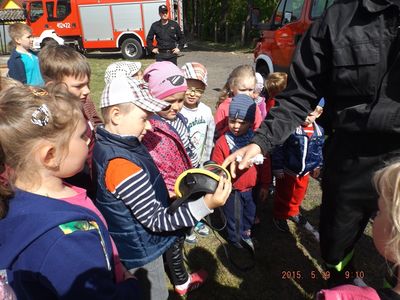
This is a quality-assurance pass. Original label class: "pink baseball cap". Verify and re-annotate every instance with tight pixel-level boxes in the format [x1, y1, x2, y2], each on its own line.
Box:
[143, 61, 187, 99]
[181, 62, 208, 86]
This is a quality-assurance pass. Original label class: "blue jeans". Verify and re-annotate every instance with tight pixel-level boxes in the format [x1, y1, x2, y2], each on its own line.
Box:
[223, 189, 256, 243]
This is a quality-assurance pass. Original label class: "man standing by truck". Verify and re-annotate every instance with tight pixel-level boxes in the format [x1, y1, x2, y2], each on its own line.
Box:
[223, 0, 400, 288]
[146, 4, 184, 65]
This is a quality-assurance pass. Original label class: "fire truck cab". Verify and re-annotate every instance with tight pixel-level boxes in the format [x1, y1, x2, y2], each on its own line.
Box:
[253, 0, 333, 77]
[25, 0, 183, 59]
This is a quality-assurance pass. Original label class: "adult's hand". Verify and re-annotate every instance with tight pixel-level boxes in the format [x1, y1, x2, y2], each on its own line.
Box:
[152, 48, 159, 54]
[222, 143, 262, 178]
[172, 47, 180, 54]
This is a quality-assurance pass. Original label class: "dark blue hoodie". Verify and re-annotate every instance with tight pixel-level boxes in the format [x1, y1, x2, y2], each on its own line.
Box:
[0, 190, 140, 300]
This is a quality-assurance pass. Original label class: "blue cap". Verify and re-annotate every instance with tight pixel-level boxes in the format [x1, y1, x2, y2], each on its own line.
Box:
[229, 94, 256, 122]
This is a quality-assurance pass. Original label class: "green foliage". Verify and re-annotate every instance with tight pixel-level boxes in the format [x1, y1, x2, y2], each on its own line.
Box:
[184, 0, 279, 42]
[254, 0, 279, 21]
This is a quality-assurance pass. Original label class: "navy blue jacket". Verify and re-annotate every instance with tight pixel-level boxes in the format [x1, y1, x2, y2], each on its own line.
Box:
[0, 190, 140, 299]
[93, 126, 176, 269]
[272, 122, 324, 176]
[7, 49, 26, 83]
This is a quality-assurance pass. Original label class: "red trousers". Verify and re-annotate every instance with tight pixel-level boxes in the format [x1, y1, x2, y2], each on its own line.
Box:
[273, 173, 309, 219]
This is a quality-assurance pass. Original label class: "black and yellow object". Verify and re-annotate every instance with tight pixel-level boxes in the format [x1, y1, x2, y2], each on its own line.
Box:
[167, 163, 231, 213]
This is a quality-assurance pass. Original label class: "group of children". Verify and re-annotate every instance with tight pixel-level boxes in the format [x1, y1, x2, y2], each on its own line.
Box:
[2, 22, 400, 300]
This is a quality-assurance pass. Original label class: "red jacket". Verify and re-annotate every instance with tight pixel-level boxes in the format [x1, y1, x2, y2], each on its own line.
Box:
[211, 134, 271, 191]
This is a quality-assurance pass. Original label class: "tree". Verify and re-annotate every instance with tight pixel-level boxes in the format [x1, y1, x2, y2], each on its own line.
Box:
[184, 0, 279, 43]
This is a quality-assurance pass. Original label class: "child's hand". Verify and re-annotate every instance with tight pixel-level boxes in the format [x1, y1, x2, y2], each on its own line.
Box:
[204, 177, 232, 209]
[169, 191, 177, 200]
[121, 265, 135, 280]
[310, 168, 321, 179]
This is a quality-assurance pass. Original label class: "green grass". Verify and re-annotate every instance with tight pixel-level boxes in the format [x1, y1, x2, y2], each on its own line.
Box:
[87, 55, 155, 108]
[86, 56, 386, 300]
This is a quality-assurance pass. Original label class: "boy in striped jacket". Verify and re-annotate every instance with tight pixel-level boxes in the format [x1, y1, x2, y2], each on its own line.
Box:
[93, 77, 231, 299]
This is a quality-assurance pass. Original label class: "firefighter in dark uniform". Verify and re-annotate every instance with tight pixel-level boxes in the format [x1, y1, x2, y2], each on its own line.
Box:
[146, 4, 184, 65]
[223, 0, 400, 288]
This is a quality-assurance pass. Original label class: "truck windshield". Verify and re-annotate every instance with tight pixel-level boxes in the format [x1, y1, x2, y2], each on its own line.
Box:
[46, 0, 71, 21]
[310, 0, 334, 18]
[273, 0, 304, 27]
[29, 1, 44, 23]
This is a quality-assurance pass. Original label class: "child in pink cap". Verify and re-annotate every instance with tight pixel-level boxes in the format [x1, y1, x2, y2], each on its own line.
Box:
[142, 61, 207, 296]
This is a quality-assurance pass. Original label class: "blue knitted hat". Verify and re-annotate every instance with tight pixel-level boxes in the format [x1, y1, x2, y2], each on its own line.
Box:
[229, 94, 256, 122]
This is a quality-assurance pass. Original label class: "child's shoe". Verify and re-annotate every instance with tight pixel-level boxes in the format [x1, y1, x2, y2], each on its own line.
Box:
[288, 213, 308, 226]
[289, 213, 320, 241]
[185, 232, 197, 244]
[273, 218, 290, 232]
[242, 238, 255, 251]
[194, 221, 210, 236]
[174, 269, 208, 296]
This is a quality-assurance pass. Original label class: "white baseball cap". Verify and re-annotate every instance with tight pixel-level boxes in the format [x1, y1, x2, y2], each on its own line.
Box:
[101, 77, 170, 113]
[104, 61, 142, 84]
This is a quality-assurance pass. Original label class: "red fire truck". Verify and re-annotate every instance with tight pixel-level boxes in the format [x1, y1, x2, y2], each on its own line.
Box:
[253, 0, 333, 77]
[24, 0, 183, 59]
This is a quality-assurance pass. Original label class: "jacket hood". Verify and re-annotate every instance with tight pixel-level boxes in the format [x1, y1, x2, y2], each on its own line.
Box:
[0, 190, 99, 269]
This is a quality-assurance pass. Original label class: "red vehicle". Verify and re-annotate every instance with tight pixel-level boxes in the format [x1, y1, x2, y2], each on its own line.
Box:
[253, 0, 333, 77]
[25, 0, 183, 59]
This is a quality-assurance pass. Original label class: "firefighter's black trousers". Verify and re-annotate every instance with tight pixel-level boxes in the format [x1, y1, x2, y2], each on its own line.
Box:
[320, 131, 400, 266]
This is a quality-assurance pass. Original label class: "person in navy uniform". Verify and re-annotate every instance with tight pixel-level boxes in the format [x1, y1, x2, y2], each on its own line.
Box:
[146, 4, 184, 65]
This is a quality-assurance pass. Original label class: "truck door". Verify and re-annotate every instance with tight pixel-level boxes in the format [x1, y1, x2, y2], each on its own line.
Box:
[79, 5, 113, 42]
[270, 0, 306, 70]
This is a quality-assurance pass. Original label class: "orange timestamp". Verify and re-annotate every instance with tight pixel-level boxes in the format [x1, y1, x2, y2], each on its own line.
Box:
[281, 270, 331, 280]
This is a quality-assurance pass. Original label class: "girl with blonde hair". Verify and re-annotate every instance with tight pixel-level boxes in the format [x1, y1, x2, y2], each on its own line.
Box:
[0, 85, 138, 299]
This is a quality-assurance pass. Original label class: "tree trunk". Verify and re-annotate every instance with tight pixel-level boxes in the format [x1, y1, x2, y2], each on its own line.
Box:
[245, 0, 254, 42]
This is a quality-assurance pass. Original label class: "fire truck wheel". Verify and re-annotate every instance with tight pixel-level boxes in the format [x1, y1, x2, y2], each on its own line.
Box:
[256, 63, 270, 79]
[121, 38, 143, 60]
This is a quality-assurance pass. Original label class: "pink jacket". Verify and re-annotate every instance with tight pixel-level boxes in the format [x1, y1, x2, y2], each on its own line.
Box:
[214, 97, 263, 138]
[317, 284, 380, 300]
[142, 115, 192, 193]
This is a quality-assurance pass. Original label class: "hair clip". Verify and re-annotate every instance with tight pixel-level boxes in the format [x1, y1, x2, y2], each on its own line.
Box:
[31, 104, 51, 127]
[29, 87, 49, 97]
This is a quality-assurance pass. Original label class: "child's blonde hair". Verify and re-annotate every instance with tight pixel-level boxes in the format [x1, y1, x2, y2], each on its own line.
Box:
[0, 85, 83, 218]
[8, 23, 31, 43]
[216, 65, 255, 109]
[39, 45, 91, 83]
[265, 72, 288, 98]
[373, 162, 400, 267]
